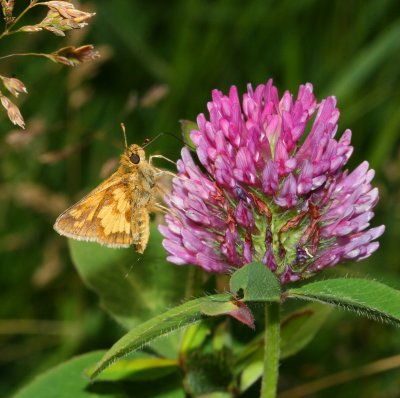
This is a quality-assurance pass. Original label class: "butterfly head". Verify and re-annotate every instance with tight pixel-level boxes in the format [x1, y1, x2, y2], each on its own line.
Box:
[121, 144, 146, 169]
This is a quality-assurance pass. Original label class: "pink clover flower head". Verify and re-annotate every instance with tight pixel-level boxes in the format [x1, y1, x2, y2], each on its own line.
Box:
[159, 79, 384, 283]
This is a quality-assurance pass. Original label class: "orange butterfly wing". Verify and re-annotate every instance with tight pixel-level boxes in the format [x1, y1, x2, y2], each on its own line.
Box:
[54, 172, 133, 248]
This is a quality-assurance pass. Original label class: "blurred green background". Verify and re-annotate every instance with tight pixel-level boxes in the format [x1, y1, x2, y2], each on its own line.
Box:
[1, 0, 400, 397]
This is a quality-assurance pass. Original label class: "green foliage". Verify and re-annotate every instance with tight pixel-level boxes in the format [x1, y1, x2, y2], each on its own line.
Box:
[13, 351, 110, 398]
[87, 262, 286, 380]
[88, 294, 229, 379]
[230, 262, 281, 302]
[179, 119, 197, 148]
[69, 224, 189, 329]
[234, 303, 331, 392]
[280, 303, 332, 359]
[183, 349, 234, 397]
[13, 350, 185, 398]
[90, 354, 178, 382]
[179, 322, 211, 354]
[327, 21, 400, 101]
[2, 1, 400, 397]
[287, 278, 400, 326]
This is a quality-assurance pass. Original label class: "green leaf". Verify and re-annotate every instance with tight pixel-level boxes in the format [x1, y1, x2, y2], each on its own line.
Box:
[200, 300, 239, 317]
[69, 223, 189, 330]
[280, 303, 332, 359]
[230, 262, 281, 302]
[239, 360, 263, 393]
[287, 278, 400, 326]
[92, 355, 178, 382]
[15, 350, 184, 398]
[179, 119, 197, 148]
[13, 351, 112, 398]
[201, 299, 254, 328]
[15, 350, 179, 398]
[180, 322, 211, 354]
[88, 294, 230, 379]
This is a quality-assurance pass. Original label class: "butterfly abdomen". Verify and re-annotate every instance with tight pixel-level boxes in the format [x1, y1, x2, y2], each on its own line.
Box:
[132, 208, 150, 254]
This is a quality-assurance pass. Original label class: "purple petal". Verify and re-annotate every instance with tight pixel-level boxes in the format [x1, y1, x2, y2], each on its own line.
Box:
[262, 159, 279, 195]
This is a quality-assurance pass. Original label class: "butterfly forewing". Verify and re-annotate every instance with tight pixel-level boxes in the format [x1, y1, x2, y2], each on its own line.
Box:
[54, 172, 134, 248]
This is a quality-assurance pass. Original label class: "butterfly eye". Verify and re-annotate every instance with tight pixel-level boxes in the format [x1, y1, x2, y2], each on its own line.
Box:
[130, 153, 140, 164]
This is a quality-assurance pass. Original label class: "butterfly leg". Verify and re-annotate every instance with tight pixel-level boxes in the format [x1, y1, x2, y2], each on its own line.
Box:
[149, 154, 176, 166]
[158, 170, 176, 178]
[153, 167, 176, 178]
[150, 203, 170, 213]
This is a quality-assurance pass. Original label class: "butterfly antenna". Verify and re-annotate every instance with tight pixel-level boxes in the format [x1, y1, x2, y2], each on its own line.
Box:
[120, 123, 128, 148]
[142, 132, 163, 148]
[143, 132, 194, 150]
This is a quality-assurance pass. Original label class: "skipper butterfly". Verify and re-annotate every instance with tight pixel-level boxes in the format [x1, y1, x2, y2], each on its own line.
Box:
[54, 125, 172, 253]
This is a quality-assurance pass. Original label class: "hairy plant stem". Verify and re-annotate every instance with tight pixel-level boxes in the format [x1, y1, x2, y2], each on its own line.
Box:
[261, 302, 280, 398]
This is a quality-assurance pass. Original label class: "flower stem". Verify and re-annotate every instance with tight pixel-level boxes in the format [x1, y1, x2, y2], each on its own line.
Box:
[0, 0, 39, 41]
[0, 52, 48, 61]
[261, 302, 280, 398]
